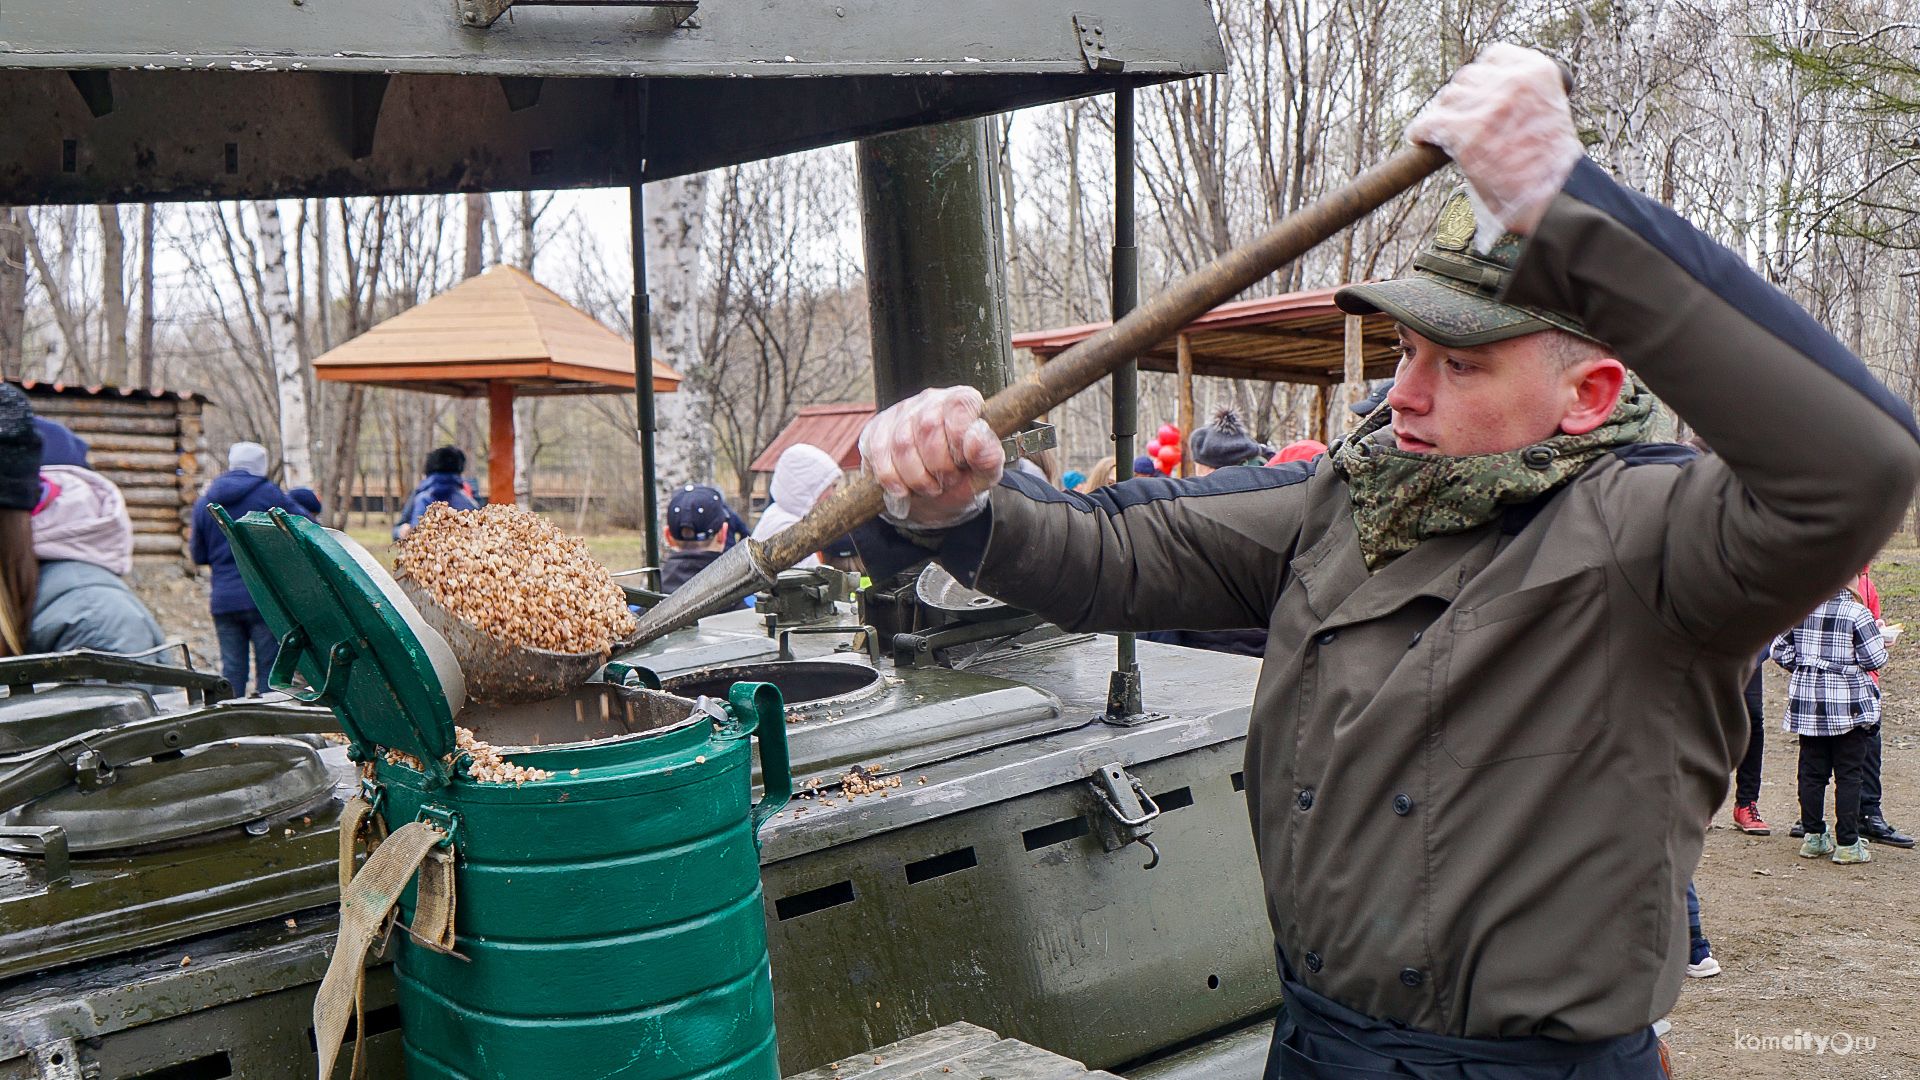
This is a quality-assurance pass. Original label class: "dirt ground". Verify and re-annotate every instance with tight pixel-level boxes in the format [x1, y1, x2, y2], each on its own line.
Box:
[1665, 539, 1920, 1078]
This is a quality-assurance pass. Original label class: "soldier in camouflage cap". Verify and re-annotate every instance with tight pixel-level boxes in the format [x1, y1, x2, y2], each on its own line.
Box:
[1334, 186, 1601, 348]
[849, 44, 1920, 1080]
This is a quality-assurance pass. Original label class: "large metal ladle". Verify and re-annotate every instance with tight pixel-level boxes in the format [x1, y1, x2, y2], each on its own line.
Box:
[617, 144, 1452, 656]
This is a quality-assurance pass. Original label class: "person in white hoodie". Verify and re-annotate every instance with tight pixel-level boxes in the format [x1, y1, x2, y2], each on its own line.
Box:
[27, 421, 166, 656]
[748, 443, 842, 569]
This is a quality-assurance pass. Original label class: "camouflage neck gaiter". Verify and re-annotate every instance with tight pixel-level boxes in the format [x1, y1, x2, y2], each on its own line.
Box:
[1332, 379, 1655, 569]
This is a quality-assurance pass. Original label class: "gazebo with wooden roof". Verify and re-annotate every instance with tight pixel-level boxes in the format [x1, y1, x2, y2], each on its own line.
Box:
[1012, 285, 1398, 469]
[313, 264, 680, 508]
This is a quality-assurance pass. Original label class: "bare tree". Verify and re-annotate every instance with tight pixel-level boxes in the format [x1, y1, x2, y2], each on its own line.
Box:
[98, 205, 129, 386]
[0, 210, 24, 380]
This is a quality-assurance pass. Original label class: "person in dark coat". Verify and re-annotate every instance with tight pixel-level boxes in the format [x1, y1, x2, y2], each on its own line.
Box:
[659, 484, 746, 610]
[33, 416, 90, 468]
[289, 487, 322, 519]
[394, 446, 479, 539]
[189, 442, 315, 695]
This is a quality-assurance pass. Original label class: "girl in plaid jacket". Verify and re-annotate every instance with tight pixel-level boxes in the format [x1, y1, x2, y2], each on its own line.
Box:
[1771, 586, 1889, 863]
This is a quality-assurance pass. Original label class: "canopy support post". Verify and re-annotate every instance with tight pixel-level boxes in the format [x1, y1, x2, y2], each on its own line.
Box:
[1176, 332, 1194, 479]
[1105, 81, 1147, 725]
[1313, 384, 1331, 446]
[631, 185, 661, 590]
[487, 382, 515, 507]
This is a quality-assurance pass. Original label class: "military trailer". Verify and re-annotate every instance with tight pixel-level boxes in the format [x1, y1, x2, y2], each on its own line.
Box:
[0, 5, 1285, 1078]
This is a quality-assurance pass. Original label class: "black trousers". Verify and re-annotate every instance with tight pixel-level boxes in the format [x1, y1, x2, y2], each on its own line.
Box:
[1265, 960, 1666, 1079]
[1861, 722, 1883, 817]
[1734, 667, 1765, 805]
[1799, 727, 1872, 846]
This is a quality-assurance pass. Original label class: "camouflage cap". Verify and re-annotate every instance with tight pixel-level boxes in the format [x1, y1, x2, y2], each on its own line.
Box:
[1334, 187, 1599, 348]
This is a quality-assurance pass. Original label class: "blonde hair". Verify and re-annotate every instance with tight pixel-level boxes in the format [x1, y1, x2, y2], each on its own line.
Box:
[1084, 456, 1117, 491]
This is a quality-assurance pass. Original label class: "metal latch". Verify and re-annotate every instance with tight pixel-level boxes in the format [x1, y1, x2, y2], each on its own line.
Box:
[1089, 763, 1160, 869]
[414, 805, 463, 849]
[72, 748, 115, 792]
[0, 825, 70, 886]
[457, 0, 698, 29]
[999, 421, 1058, 463]
[1072, 15, 1124, 73]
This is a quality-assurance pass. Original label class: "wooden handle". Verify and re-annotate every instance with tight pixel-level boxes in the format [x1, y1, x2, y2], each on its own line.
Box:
[760, 144, 1451, 572]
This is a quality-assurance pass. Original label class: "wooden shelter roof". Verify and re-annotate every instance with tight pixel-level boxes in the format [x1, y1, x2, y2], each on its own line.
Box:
[1012, 285, 1400, 386]
[751, 403, 875, 473]
[312, 264, 680, 397]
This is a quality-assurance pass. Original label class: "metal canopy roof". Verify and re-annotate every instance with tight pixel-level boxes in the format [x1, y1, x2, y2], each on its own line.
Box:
[1014, 286, 1401, 386]
[0, 0, 1227, 203]
[750, 403, 875, 472]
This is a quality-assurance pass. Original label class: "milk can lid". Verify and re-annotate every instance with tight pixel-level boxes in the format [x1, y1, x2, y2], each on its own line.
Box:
[214, 506, 465, 784]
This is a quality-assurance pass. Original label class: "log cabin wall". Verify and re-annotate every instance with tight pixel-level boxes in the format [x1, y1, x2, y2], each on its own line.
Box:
[16, 382, 205, 563]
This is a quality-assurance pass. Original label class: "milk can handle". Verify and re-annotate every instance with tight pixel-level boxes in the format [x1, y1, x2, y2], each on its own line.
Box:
[728, 682, 792, 834]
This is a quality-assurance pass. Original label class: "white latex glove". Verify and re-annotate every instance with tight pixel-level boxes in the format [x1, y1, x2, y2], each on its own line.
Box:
[858, 386, 1004, 529]
[1406, 43, 1584, 246]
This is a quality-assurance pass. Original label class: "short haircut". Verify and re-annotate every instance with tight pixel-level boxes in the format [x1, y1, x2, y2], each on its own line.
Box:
[424, 445, 466, 475]
[1539, 328, 1611, 372]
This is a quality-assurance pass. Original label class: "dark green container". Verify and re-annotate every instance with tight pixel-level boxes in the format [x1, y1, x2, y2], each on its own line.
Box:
[214, 508, 791, 1080]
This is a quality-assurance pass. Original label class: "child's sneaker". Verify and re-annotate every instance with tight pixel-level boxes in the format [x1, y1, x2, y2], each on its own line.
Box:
[1799, 830, 1836, 858]
[1687, 955, 1721, 978]
[1733, 803, 1770, 835]
[1832, 839, 1872, 865]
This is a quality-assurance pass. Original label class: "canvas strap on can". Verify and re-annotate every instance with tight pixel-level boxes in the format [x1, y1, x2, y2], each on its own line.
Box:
[314, 794, 458, 1080]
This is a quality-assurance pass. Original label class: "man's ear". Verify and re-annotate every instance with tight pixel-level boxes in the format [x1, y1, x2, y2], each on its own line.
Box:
[1559, 358, 1626, 436]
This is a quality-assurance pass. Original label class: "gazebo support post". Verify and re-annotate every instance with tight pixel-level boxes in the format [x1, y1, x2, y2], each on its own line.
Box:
[1176, 332, 1194, 478]
[631, 186, 661, 589]
[487, 381, 515, 507]
[1312, 384, 1331, 445]
[1342, 313, 1365, 434]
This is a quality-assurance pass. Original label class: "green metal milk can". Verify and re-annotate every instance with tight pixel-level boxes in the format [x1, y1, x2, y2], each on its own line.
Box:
[214, 508, 791, 1080]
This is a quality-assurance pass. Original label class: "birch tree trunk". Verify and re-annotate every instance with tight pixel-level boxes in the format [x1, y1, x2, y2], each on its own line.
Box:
[98, 204, 129, 386]
[457, 193, 486, 458]
[645, 172, 712, 498]
[253, 200, 313, 488]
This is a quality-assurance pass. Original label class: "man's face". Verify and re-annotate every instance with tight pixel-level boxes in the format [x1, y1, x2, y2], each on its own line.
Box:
[1385, 326, 1587, 456]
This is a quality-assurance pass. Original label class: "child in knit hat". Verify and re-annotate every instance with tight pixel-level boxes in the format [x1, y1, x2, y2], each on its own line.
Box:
[1189, 408, 1273, 475]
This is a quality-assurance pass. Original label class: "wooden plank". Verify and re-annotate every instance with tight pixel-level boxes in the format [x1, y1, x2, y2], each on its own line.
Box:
[119, 487, 188, 507]
[1176, 333, 1194, 478]
[78, 432, 177, 453]
[132, 534, 187, 554]
[785, 1024, 1003, 1080]
[1342, 313, 1366, 434]
[91, 469, 180, 488]
[88, 450, 184, 471]
[131, 519, 180, 534]
[125, 505, 184, 521]
[39, 414, 177, 436]
[783, 1025, 1117, 1080]
[895, 1039, 1094, 1080]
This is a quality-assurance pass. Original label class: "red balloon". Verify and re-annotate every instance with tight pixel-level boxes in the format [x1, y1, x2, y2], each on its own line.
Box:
[1160, 424, 1181, 443]
[1144, 438, 1162, 456]
[1158, 445, 1181, 466]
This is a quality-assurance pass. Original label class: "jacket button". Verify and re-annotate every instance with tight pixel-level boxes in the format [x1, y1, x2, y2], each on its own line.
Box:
[1297, 789, 1314, 811]
[1400, 968, 1424, 987]
[1305, 952, 1323, 973]
[1316, 630, 1338, 646]
[1393, 794, 1412, 816]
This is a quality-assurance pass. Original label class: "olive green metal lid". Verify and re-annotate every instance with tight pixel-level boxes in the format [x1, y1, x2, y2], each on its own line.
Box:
[213, 507, 467, 784]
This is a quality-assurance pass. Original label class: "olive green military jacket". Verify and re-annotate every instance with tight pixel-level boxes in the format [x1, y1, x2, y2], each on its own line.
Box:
[859, 160, 1920, 1041]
